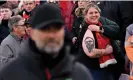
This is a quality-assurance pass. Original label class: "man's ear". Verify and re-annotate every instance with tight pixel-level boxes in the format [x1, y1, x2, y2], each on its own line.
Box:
[9, 10, 13, 17]
[12, 26, 17, 32]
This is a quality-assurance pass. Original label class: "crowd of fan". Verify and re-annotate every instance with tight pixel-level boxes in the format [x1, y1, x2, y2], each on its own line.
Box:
[0, 0, 133, 80]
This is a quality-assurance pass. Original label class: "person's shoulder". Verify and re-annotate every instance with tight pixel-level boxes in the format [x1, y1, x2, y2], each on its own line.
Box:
[99, 16, 117, 24]
[99, 16, 107, 23]
[72, 62, 93, 80]
[0, 56, 38, 80]
[19, 40, 33, 56]
[67, 55, 93, 80]
[0, 45, 36, 71]
[127, 24, 133, 30]
[60, 54, 93, 80]
[0, 35, 13, 46]
[99, 16, 109, 22]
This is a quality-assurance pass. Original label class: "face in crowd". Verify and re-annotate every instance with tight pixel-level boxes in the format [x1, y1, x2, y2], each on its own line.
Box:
[13, 18, 26, 37]
[78, 0, 89, 9]
[30, 24, 64, 56]
[85, 5, 100, 24]
[0, 8, 12, 20]
[24, 24, 32, 35]
[23, 1, 36, 12]
[7, 0, 19, 8]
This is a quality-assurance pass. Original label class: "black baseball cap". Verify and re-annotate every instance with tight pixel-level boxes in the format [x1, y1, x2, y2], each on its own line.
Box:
[30, 3, 64, 29]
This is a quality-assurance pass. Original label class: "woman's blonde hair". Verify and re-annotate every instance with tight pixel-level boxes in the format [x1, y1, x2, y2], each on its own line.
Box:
[83, 3, 101, 16]
[75, 0, 90, 17]
[75, 8, 84, 17]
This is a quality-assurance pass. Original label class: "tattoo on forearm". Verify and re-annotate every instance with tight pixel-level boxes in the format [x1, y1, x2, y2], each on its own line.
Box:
[84, 37, 95, 53]
[95, 53, 100, 57]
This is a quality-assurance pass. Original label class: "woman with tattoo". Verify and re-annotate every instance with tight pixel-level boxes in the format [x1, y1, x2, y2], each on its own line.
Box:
[76, 3, 120, 80]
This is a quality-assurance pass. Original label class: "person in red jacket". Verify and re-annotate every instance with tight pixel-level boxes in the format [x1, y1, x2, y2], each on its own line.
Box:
[59, 1, 74, 32]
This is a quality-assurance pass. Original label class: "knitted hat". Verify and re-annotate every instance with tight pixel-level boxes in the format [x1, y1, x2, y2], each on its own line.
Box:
[30, 3, 64, 29]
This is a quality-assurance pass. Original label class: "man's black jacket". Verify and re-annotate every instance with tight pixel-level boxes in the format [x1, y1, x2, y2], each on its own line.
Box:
[0, 39, 93, 80]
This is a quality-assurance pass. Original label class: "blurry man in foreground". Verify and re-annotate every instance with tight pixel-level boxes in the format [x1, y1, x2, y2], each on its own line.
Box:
[0, 3, 93, 80]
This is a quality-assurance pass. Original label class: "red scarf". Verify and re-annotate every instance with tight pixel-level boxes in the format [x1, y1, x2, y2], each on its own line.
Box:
[23, 12, 30, 20]
[83, 20, 117, 68]
[86, 20, 110, 51]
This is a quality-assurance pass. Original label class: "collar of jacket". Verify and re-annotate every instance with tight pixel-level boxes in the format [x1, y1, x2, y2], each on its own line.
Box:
[18, 38, 74, 79]
[10, 32, 23, 43]
[23, 9, 31, 15]
[25, 38, 73, 77]
[29, 38, 72, 67]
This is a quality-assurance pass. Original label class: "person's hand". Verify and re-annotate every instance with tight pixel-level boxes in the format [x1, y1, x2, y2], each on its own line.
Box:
[72, 37, 77, 44]
[88, 25, 100, 32]
[105, 45, 113, 54]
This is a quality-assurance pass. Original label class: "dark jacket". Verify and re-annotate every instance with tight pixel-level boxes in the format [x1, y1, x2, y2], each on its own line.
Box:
[0, 20, 10, 44]
[98, 1, 133, 41]
[0, 38, 93, 80]
[76, 17, 120, 69]
[70, 16, 83, 39]
[70, 16, 83, 55]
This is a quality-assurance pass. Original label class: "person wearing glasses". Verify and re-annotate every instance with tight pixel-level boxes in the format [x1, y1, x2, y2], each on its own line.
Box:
[0, 15, 26, 64]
